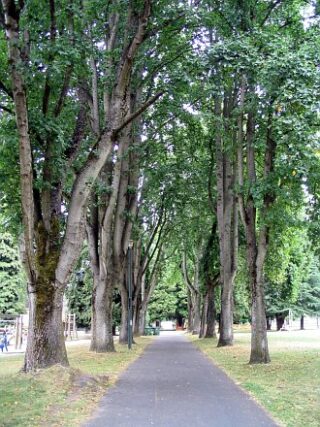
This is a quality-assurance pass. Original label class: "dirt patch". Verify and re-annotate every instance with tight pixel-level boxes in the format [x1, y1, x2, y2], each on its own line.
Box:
[38, 366, 109, 426]
[68, 372, 109, 402]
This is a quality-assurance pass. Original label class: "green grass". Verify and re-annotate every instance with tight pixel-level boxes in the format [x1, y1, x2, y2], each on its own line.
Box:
[0, 337, 153, 427]
[192, 329, 320, 427]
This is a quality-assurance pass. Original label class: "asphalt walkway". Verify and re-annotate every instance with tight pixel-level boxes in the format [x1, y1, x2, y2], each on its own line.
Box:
[85, 332, 278, 427]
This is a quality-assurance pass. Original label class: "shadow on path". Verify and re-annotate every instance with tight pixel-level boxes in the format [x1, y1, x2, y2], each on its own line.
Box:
[84, 332, 278, 427]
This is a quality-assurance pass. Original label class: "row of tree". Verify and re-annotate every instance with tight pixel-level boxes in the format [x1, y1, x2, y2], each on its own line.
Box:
[0, 0, 319, 371]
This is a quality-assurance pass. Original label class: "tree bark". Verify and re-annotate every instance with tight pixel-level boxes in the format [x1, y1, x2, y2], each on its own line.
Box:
[241, 112, 271, 363]
[2, 0, 35, 285]
[24, 284, 67, 371]
[276, 313, 285, 330]
[237, 81, 274, 364]
[88, 92, 140, 351]
[216, 94, 238, 347]
[300, 315, 305, 330]
[266, 317, 272, 331]
[138, 308, 147, 335]
[205, 282, 217, 338]
[137, 258, 161, 335]
[90, 274, 115, 352]
[192, 296, 201, 335]
[187, 289, 193, 333]
[119, 285, 129, 344]
[249, 273, 270, 363]
[131, 224, 164, 336]
[182, 250, 201, 335]
[199, 293, 208, 338]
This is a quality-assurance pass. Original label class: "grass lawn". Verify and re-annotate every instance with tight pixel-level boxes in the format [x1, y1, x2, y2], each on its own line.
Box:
[0, 337, 152, 427]
[192, 329, 320, 427]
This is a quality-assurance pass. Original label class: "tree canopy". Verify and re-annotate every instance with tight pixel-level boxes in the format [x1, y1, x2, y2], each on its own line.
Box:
[0, 0, 319, 370]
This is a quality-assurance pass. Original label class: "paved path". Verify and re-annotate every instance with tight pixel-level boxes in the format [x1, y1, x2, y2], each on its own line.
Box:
[85, 332, 278, 427]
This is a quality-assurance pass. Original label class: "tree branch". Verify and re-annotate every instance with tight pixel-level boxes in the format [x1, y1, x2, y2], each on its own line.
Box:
[236, 77, 247, 227]
[143, 243, 164, 306]
[42, 0, 57, 116]
[182, 251, 199, 295]
[0, 103, 13, 114]
[86, 195, 100, 278]
[143, 212, 167, 275]
[208, 137, 216, 214]
[143, 11, 186, 41]
[116, 0, 151, 95]
[53, 65, 73, 117]
[89, 57, 100, 135]
[140, 196, 165, 268]
[65, 85, 88, 164]
[113, 91, 163, 136]
[3, 0, 35, 281]
[0, 80, 13, 98]
[140, 52, 185, 88]
[260, 0, 283, 26]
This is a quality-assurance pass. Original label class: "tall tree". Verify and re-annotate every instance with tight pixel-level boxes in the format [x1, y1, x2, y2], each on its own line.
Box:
[1, 0, 162, 370]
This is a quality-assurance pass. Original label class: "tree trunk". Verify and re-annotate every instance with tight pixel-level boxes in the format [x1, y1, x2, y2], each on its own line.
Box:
[133, 293, 142, 336]
[246, 225, 270, 363]
[237, 100, 273, 364]
[199, 284, 217, 339]
[24, 284, 68, 371]
[276, 313, 285, 331]
[199, 293, 208, 338]
[119, 286, 129, 344]
[215, 93, 238, 347]
[266, 317, 272, 331]
[136, 273, 157, 336]
[218, 274, 234, 345]
[136, 270, 159, 336]
[90, 276, 115, 352]
[247, 220, 270, 363]
[250, 278, 270, 363]
[192, 293, 201, 335]
[138, 307, 147, 335]
[300, 315, 305, 330]
[187, 289, 193, 332]
[205, 283, 216, 338]
[200, 216, 219, 339]
[182, 250, 202, 335]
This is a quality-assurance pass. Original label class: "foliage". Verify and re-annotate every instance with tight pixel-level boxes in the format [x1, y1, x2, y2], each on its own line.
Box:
[148, 263, 187, 323]
[233, 249, 251, 324]
[0, 232, 26, 316]
[66, 270, 92, 329]
[265, 220, 311, 317]
[0, 118, 21, 235]
[66, 250, 123, 329]
[0, 0, 319, 364]
[293, 257, 320, 317]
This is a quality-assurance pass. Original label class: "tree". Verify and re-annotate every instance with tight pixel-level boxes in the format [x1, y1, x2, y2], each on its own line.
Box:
[84, 0, 198, 350]
[199, 220, 220, 338]
[197, 0, 320, 362]
[1, 0, 163, 370]
[0, 0, 318, 371]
